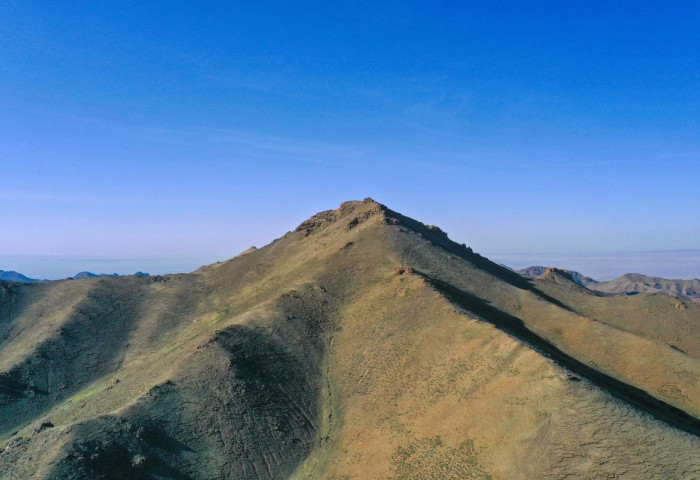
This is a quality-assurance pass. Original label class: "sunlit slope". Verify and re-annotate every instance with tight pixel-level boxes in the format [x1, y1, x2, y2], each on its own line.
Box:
[1, 199, 699, 479]
[528, 268, 700, 414]
[379, 211, 700, 420]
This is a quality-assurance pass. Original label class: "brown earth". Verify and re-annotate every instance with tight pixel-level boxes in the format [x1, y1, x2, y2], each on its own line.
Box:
[1, 199, 699, 479]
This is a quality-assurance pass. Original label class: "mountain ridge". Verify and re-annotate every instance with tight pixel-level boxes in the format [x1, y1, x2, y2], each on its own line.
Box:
[1, 199, 699, 479]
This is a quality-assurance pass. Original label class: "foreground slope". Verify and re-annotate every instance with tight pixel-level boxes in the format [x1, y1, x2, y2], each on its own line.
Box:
[1, 199, 699, 479]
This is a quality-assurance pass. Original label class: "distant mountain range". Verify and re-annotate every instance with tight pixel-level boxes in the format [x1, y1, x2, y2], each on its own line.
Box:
[0, 270, 149, 282]
[72, 271, 120, 279]
[71, 271, 149, 279]
[517, 266, 700, 303]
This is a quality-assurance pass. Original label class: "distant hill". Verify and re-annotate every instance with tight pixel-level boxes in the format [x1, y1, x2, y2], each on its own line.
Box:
[72, 271, 120, 280]
[0, 270, 42, 283]
[0, 270, 38, 283]
[517, 265, 598, 287]
[70, 271, 150, 279]
[72, 271, 150, 279]
[519, 266, 699, 302]
[0, 271, 150, 283]
[595, 273, 700, 302]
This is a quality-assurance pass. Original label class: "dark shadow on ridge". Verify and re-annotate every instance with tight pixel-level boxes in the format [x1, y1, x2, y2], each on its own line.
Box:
[0, 281, 52, 350]
[108, 323, 323, 480]
[415, 270, 700, 437]
[49, 428, 194, 480]
[0, 278, 151, 435]
[381, 206, 580, 313]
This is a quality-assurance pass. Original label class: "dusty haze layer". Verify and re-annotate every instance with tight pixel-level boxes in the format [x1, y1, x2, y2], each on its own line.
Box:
[1, 199, 699, 479]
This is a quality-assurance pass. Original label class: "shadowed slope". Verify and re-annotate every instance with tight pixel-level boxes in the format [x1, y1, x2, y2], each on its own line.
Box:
[0, 278, 149, 434]
[379, 206, 700, 419]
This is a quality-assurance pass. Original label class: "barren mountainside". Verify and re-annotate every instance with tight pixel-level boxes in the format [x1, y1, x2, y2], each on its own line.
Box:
[1, 199, 699, 479]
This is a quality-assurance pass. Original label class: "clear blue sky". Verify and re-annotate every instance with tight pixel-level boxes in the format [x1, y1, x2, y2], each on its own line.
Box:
[2, 1, 699, 279]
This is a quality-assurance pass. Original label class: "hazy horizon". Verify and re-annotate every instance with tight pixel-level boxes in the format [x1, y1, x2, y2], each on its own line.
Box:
[3, 247, 699, 282]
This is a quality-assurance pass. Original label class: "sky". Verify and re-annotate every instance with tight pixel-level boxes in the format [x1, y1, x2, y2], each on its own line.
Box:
[1, 1, 699, 279]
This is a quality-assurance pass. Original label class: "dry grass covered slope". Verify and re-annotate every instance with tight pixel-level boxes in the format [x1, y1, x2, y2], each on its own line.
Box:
[1, 199, 699, 479]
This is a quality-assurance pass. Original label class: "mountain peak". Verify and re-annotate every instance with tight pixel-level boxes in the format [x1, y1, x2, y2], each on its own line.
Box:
[294, 198, 386, 236]
[2, 201, 699, 479]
